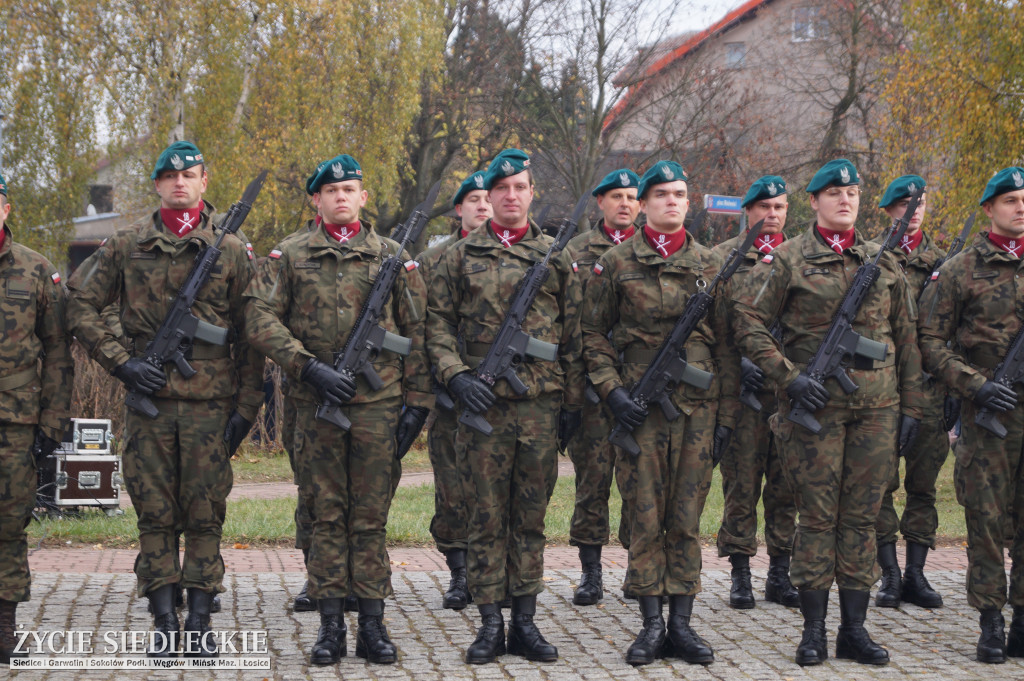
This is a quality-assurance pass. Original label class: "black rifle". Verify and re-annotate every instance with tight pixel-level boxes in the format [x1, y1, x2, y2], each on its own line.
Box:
[786, 190, 922, 433]
[316, 182, 441, 430]
[976, 324, 1024, 439]
[125, 170, 268, 419]
[608, 219, 766, 457]
[457, 194, 589, 435]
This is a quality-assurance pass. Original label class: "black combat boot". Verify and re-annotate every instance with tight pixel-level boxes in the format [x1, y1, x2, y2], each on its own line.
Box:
[466, 604, 505, 664]
[795, 589, 829, 666]
[573, 544, 604, 606]
[146, 585, 180, 658]
[344, 594, 359, 612]
[664, 595, 714, 664]
[624, 596, 666, 666]
[210, 594, 222, 614]
[183, 589, 218, 658]
[729, 554, 755, 609]
[146, 582, 184, 613]
[310, 597, 346, 665]
[0, 600, 27, 665]
[443, 549, 471, 610]
[977, 609, 1007, 663]
[507, 595, 558, 662]
[1007, 606, 1024, 658]
[835, 589, 889, 665]
[355, 598, 397, 664]
[294, 549, 316, 612]
[901, 542, 943, 608]
[764, 554, 800, 607]
[874, 542, 901, 608]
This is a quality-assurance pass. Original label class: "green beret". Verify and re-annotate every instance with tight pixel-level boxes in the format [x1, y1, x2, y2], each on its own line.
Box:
[151, 141, 205, 180]
[742, 175, 787, 207]
[806, 158, 859, 194]
[592, 168, 639, 197]
[306, 154, 363, 195]
[980, 166, 1024, 205]
[638, 161, 687, 199]
[483, 149, 531, 189]
[0, 173, 6, 197]
[879, 174, 926, 207]
[452, 171, 488, 207]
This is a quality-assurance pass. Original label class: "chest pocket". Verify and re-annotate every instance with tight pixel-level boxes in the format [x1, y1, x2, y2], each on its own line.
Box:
[4, 277, 32, 300]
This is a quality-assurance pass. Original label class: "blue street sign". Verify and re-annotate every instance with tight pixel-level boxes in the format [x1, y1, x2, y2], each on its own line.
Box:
[703, 194, 743, 214]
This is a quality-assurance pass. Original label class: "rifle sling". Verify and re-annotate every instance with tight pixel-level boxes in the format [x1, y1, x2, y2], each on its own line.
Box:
[621, 344, 711, 365]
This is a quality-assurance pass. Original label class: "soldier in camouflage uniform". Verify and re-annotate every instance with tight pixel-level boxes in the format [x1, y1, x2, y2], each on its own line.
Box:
[0, 174, 72, 665]
[245, 154, 432, 666]
[565, 168, 640, 606]
[426, 149, 584, 664]
[714, 175, 799, 610]
[582, 161, 739, 667]
[419, 171, 491, 611]
[872, 175, 950, 611]
[732, 159, 924, 667]
[917, 166, 1024, 664]
[67, 142, 263, 658]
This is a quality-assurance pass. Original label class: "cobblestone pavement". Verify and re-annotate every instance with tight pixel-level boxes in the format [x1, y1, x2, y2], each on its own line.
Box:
[10, 563, 1024, 681]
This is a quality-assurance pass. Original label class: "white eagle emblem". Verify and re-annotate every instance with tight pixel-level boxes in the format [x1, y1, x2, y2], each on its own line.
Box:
[501, 160, 514, 175]
[662, 166, 674, 180]
[767, 182, 777, 195]
[1013, 170, 1024, 188]
[474, 175, 484, 188]
[840, 167, 851, 183]
[908, 182, 917, 193]
[619, 172, 630, 186]
[331, 162, 344, 178]
[170, 154, 184, 170]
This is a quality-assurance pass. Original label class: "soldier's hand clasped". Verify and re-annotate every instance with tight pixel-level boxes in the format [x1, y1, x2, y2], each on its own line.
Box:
[785, 374, 829, 412]
[449, 372, 496, 414]
[606, 387, 647, 433]
[113, 358, 167, 395]
[973, 380, 1017, 413]
[301, 358, 357, 405]
[740, 357, 765, 393]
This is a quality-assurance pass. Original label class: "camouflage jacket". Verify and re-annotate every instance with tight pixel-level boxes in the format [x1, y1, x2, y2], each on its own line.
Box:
[244, 220, 432, 409]
[713, 232, 787, 410]
[917, 231, 1024, 400]
[875, 228, 947, 414]
[731, 224, 925, 417]
[0, 225, 72, 440]
[66, 204, 264, 421]
[582, 231, 741, 429]
[568, 220, 637, 290]
[426, 219, 585, 409]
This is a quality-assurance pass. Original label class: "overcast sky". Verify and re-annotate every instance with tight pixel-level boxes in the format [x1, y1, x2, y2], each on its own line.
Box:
[666, 0, 749, 34]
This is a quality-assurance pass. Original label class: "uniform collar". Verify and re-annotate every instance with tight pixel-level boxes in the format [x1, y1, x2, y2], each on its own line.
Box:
[801, 222, 875, 262]
[307, 218, 380, 258]
[138, 200, 217, 253]
[0, 224, 12, 265]
[465, 218, 550, 259]
[631, 224, 703, 270]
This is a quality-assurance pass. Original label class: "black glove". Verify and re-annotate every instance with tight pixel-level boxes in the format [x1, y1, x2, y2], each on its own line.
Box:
[786, 373, 829, 411]
[740, 357, 765, 393]
[943, 395, 962, 432]
[557, 409, 582, 452]
[113, 358, 166, 394]
[897, 414, 920, 457]
[606, 387, 647, 432]
[32, 428, 59, 467]
[449, 372, 496, 413]
[301, 358, 357, 404]
[395, 406, 430, 460]
[712, 425, 732, 467]
[223, 411, 253, 457]
[973, 380, 1017, 413]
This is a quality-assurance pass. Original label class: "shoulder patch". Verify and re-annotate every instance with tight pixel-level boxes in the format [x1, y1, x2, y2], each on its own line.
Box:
[572, 261, 578, 272]
[593, 262, 604, 275]
[762, 254, 774, 264]
[930, 270, 940, 281]
[404, 260, 419, 271]
[50, 272, 61, 285]
[245, 242, 254, 261]
[269, 249, 282, 259]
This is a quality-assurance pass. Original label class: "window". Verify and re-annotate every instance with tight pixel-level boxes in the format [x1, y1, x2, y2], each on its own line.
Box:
[792, 5, 827, 42]
[725, 41, 746, 68]
[89, 184, 114, 214]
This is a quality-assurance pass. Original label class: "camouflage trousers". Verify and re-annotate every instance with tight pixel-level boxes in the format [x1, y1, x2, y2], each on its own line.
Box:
[455, 393, 560, 604]
[428, 404, 467, 553]
[717, 395, 796, 557]
[569, 398, 631, 547]
[281, 395, 313, 552]
[619, 400, 716, 596]
[124, 398, 233, 597]
[876, 410, 949, 547]
[774, 403, 897, 592]
[0, 426, 36, 602]
[955, 399, 1024, 612]
[294, 398, 402, 601]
